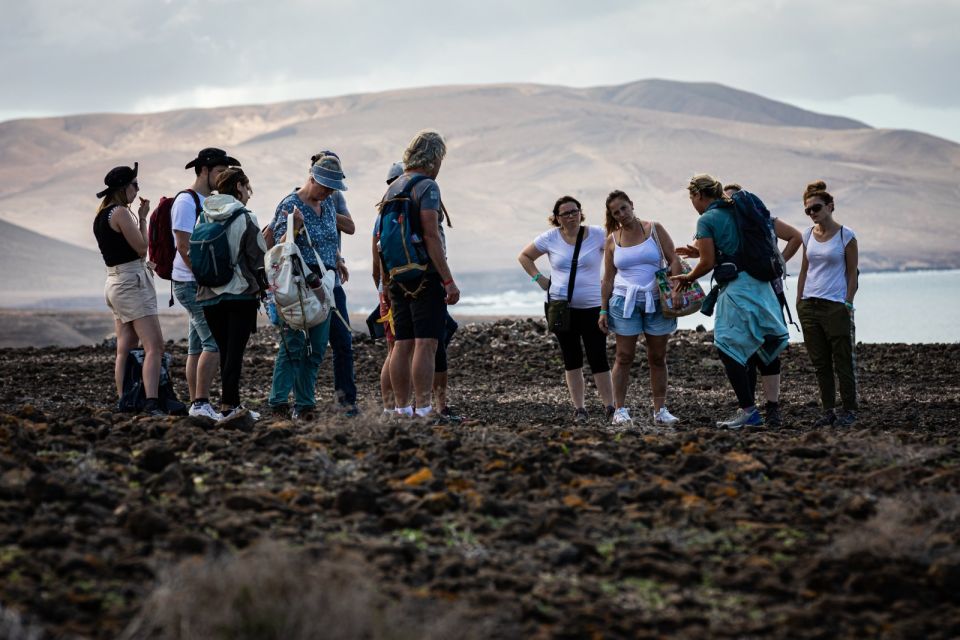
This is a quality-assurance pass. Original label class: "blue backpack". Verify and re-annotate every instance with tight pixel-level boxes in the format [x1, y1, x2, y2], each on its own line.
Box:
[189, 209, 246, 287]
[727, 190, 785, 283]
[376, 175, 431, 294]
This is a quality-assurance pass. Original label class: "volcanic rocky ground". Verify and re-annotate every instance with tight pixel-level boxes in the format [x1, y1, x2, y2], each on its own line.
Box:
[0, 319, 959, 639]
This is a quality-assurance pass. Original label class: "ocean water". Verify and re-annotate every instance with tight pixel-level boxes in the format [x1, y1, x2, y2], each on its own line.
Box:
[404, 269, 960, 344]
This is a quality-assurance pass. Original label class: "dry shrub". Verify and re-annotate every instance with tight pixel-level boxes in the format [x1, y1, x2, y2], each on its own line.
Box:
[829, 492, 960, 562]
[120, 541, 475, 640]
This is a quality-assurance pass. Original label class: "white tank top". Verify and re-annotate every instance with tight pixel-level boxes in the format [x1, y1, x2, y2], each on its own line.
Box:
[612, 231, 662, 316]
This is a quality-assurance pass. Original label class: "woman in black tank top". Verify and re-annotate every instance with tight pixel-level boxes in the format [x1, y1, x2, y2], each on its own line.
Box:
[94, 163, 166, 416]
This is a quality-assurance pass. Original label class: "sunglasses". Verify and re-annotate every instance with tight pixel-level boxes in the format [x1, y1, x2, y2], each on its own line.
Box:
[130, 181, 140, 190]
[804, 203, 825, 216]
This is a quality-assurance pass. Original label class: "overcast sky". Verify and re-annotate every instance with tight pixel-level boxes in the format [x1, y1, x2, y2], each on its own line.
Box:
[1, 0, 957, 142]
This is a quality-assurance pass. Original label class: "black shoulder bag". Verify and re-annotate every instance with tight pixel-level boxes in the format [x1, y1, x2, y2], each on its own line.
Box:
[544, 226, 585, 333]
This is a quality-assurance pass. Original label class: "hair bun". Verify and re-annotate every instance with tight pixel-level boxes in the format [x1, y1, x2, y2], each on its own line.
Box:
[805, 180, 828, 195]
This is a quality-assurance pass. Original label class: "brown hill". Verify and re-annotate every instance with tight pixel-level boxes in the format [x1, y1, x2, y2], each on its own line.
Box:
[0, 78, 957, 301]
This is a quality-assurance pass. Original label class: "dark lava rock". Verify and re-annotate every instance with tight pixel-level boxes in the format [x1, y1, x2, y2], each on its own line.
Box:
[125, 507, 171, 540]
[336, 484, 383, 515]
[24, 474, 67, 504]
[20, 526, 71, 548]
[219, 409, 256, 433]
[566, 453, 626, 476]
[138, 443, 177, 473]
[224, 492, 282, 512]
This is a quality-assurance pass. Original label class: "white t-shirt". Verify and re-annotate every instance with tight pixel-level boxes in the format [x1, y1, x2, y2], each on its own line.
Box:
[533, 225, 605, 309]
[802, 225, 856, 303]
[171, 191, 205, 282]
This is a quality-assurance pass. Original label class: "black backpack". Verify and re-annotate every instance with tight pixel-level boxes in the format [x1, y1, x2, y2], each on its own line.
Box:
[727, 190, 785, 283]
[118, 349, 187, 415]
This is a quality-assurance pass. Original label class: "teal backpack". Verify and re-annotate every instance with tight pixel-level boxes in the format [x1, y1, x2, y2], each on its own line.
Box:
[376, 175, 431, 296]
[189, 209, 245, 287]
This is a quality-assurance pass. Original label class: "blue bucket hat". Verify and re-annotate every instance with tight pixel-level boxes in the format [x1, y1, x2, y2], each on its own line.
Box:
[311, 155, 347, 191]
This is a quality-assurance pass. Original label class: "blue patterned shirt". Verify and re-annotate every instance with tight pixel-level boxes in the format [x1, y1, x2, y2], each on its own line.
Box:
[271, 192, 339, 268]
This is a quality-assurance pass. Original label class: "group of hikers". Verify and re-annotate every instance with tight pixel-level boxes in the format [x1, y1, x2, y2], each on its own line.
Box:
[92, 128, 859, 429]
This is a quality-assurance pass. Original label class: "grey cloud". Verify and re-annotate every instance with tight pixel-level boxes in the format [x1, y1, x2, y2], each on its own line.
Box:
[0, 0, 956, 122]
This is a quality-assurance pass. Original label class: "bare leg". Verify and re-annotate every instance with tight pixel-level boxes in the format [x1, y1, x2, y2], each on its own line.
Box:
[564, 368, 585, 410]
[133, 315, 164, 398]
[762, 374, 780, 403]
[389, 339, 415, 408]
[612, 335, 639, 408]
[593, 370, 613, 408]
[645, 334, 670, 411]
[380, 342, 395, 410]
[185, 354, 199, 403]
[433, 371, 448, 413]
[196, 351, 219, 400]
[411, 338, 438, 409]
[114, 320, 139, 399]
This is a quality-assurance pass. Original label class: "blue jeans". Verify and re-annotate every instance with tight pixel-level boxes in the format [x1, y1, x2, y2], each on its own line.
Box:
[328, 284, 357, 405]
[268, 318, 331, 410]
[173, 280, 218, 355]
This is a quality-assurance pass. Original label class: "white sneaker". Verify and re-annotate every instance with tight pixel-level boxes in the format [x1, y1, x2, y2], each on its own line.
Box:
[611, 407, 633, 425]
[716, 407, 763, 429]
[653, 407, 679, 426]
[189, 401, 223, 421]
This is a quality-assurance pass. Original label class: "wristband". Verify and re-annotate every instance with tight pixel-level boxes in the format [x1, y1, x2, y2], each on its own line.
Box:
[599, 309, 608, 315]
[844, 301, 854, 310]
[532, 273, 542, 282]
[442, 278, 454, 287]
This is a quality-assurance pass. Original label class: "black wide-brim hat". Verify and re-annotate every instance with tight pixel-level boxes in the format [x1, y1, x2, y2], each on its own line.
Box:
[96, 162, 138, 198]
[184, 147, 241, 170]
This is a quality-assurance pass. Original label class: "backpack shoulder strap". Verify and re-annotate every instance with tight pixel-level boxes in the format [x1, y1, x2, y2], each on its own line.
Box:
[649, 221, 667, 269]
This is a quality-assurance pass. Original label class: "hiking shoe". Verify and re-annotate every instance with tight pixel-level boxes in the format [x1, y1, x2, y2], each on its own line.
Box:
[717, 408, 764, 429]
[220, 405, 261, 422]
[268, 404, 289, 418]
[653, 407, 680, 426]
[611, 407, 633, 426]
[142, 398, 166, 417]
[292, 407, 317, 422]
[440, 406, 465, 425]
[764, 402, 783, 428]
[189, 401, 223, 421]
[835, 410, 857, 427]
[604, 405, 616, 420]
[812, 409, 836, 428]
[573, 408, 589, 424]
[343, 404, 360, 418]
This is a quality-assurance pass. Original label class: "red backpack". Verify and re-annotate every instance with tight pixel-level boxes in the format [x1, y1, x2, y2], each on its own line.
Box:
[148, 189, 200, 280]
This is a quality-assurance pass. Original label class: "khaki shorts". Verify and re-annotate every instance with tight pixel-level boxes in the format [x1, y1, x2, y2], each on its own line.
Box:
[104, 259, 158, 323]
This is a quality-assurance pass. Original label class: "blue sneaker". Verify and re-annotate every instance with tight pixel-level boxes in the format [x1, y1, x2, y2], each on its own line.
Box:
[717, 407, 764, 429]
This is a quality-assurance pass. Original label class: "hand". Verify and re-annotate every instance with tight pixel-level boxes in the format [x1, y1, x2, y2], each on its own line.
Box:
[338, 261, 349, 284]
[444, 281, 460, 305]
[137, 196, 151, 220]
[291, 206, 305, 233]
[671, 289, 683, 309]
[537, 277, 549, 292]
[598, 313, 609, 334]
[670, 273, 691, 291]
[676, 244, 699, 259]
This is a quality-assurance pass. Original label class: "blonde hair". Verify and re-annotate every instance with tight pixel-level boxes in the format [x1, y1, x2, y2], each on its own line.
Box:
[687, 173, 727, 200]
[96, 190, 129, 215]
[803, 180, 834, 205]
[403, 130, 446, 173]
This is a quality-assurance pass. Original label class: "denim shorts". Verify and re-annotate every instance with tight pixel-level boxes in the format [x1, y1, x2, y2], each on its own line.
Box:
[173, 280, 218, 355]
[608, 294, 677, 337]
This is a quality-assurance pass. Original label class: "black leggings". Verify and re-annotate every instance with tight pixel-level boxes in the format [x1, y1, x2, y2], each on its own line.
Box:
[203, 298, 259, 407]
[718, 350, 782, 409]
[554, 307, 610, 373]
